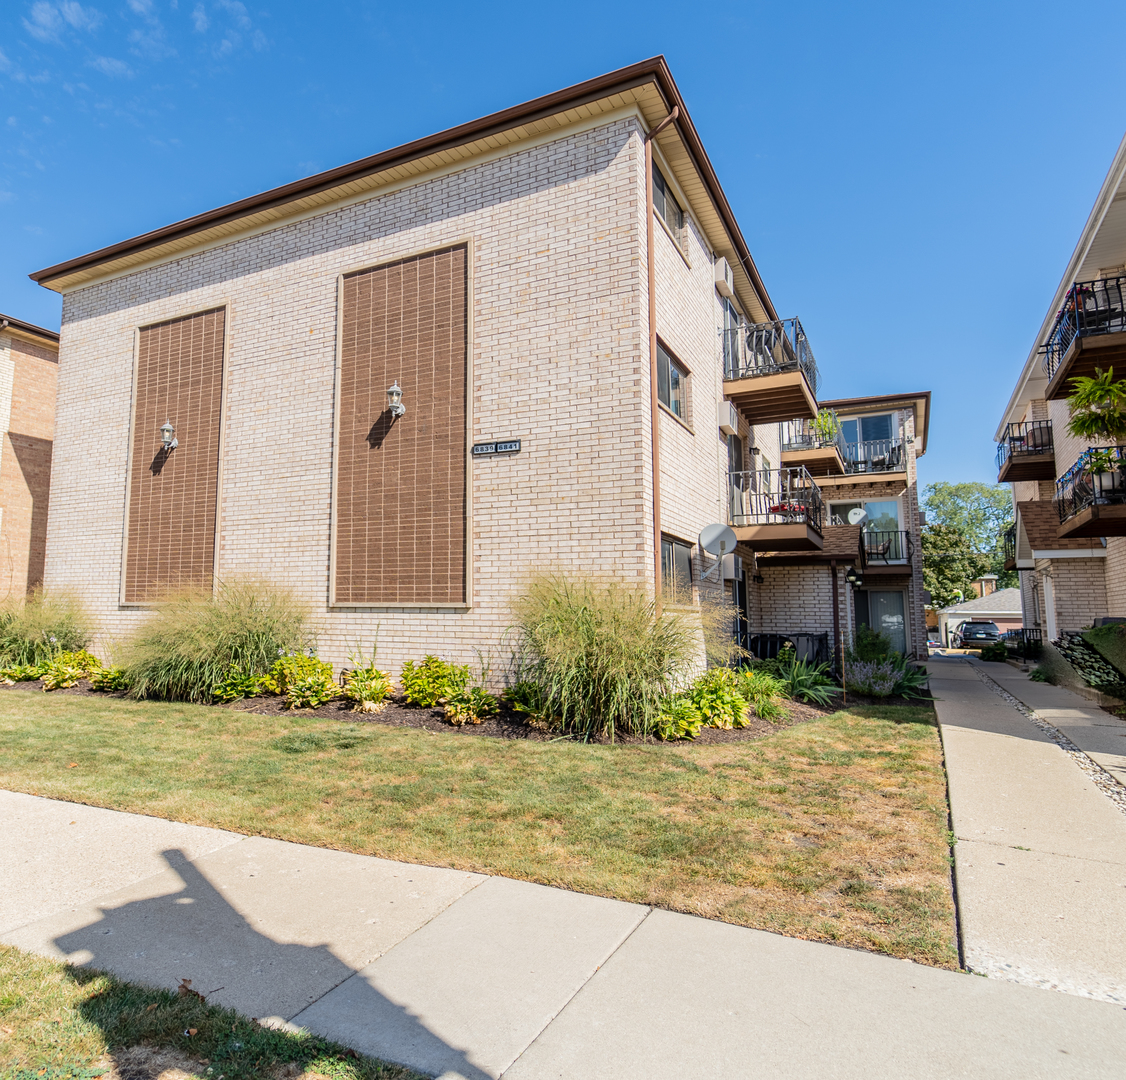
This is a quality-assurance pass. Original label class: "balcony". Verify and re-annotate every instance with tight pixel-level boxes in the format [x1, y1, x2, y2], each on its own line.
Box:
[997, 420, 1054, 482]
[722, 317, 820, 425]
[814, 436, 907, 487]
[859, 529, 914, 571]
[1056, 445, 1126, 537]
[1003, 521, 1017, 571]
[728, 466, 824, 551]
[779, 419, 845, 476]
[1041, 276, 1126, 399]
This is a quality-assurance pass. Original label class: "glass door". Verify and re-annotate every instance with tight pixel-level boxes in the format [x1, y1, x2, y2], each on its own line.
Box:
[863, 500, 903, 561]
[867, 590, 907, 653]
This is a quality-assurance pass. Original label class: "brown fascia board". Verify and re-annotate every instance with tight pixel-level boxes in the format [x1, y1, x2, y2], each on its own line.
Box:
[0, 312, 60, 344]
[29, 57, 778, 320]
[820, 390, 931, 455]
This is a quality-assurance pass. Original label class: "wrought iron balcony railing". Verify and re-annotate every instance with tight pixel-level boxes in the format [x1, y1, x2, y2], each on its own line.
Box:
[860, 529, 913, 565]
[1001, 627, 1043, 659]
[996, 420, 1053, 472]
[728, 466, 824, 532]
[722, 317, 820, 396]
[1041, 275, 1126, 381]
[1003, 521, 1016, 567]
[842, 438, 905, 474]
[1055, 445, 1126, 522]
[779, 418, 845, 455]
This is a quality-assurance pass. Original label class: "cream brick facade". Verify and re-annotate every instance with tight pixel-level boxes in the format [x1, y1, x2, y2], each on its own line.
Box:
[41, 67, 930, 677]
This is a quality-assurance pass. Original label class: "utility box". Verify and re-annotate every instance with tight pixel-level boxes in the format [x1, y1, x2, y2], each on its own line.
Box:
[714, 256, 736, 298]
[718, 399, 739, 436]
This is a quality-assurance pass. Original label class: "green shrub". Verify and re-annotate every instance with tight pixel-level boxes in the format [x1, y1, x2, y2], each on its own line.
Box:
[342, 649, 393, 713]
[503, 679, 552, 725]
[684, 668, 750, 729]
[769, 650, 841, 706]
[0, 591, 92, 667]
[211, 668, 266, 703]
[891, 657, 931, 699]
[400, 655, 470, 707]
[263, 655, 332, 696]
[91, 666, 131, 692]
[846, 624, 895, 663]
[1030, 666, 1051, 683]
[737, 668, 786, 722]
[656, 697, 704, 741]
[41, 649, 101, 691]
[444, 683, 499, 726]
[510, 574, 697, 740]
[979, 642, 1009, 663]
[843, 658, 899, 696]
[123, 580, 312, 703]
[0, 662, 47, 683]
[284, 667, 339, 709]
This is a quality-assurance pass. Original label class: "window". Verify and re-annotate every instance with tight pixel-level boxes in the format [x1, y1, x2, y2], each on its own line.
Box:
[657, 342, 688, 420]
[661, 536, 693, 602]
[653, 166, 684, 243]
[728, 433, 744, 475]
[840, 413, 894, 446]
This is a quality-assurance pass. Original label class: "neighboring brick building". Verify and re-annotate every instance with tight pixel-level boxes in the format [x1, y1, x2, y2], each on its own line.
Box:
[31, 57, 929, 670]
[995, 132, 1126, 639]
[0, 314, 58, 598]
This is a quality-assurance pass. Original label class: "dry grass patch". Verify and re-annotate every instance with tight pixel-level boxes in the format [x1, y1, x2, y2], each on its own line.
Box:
[0, 692, 956, 967]
[0, 945, 418, 1079]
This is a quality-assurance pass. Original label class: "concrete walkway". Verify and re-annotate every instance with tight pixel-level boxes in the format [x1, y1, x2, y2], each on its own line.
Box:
[3, 789, 1126, 1078]
[928, 656, 1126, 1003]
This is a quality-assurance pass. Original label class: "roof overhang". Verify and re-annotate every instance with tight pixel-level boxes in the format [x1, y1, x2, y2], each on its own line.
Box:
[30, 56, 777, 324]
[996, 130, 1126, 438]
[818, 391, 931, 455]
[0, 313, 60, 351]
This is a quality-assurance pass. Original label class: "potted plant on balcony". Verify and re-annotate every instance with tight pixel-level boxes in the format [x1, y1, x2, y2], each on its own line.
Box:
[810, 408, 841, 447]
[1085, 448, 1126, 502]
[1067, 367, 1126, 443]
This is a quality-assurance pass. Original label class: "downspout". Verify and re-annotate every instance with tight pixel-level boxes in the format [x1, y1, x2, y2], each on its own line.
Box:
[831, 561, 841, 681]
[645, 106, 678, 602]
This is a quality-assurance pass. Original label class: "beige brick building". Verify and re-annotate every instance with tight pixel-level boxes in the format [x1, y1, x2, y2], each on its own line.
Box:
[0, 314, 58, 598]
[996, 131, 1126, 641]
[32, 58, 928, 671]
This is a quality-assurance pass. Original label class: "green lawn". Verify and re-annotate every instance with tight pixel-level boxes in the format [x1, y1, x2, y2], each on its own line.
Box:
[0, 945, 419, 1080]
[0, 690, 957, 967]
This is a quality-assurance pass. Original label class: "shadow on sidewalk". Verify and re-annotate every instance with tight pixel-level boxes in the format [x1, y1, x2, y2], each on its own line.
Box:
[53, 848, 490, 1079]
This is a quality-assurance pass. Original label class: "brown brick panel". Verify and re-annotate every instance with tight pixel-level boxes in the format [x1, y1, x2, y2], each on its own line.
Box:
[336, 246, 467, 605]
[124, 308, 225, 603]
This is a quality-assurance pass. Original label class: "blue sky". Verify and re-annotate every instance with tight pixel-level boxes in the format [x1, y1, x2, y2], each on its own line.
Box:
[2, 1, 1125, 488]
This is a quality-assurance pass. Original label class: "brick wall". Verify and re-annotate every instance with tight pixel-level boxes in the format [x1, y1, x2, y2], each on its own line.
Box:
[0, 334, 57, 596]
[48, 116, 652, 671]
[1046, 556, 1108, 632]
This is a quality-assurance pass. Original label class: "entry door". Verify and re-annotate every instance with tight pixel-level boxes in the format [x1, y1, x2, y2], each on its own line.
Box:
[857, 590, 907, 654]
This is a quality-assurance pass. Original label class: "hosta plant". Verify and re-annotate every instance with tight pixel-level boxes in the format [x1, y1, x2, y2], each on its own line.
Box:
[400, 655, 470, 707]
[0, 662, 47, 684]
[91, 666, 131, 692]
[343, 665, 393, 713]
[211, 668, 266, 703]
[655, 696, 704, 741]
[503, 680, 553, 726]
[444, 684, 498, 726]
[41, 650, 102, 691]
[684, 668, 749, 729]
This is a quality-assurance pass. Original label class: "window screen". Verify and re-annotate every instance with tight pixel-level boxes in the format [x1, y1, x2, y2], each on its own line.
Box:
[653, 167, 684, 241]
[661, 537, 693, 603]
[657, 342, 687, 420]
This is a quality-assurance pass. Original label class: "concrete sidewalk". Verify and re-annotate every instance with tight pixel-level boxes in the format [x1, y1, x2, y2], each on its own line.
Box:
[928, 656, 1126, 1003]
[4, 789, 1126, 1078]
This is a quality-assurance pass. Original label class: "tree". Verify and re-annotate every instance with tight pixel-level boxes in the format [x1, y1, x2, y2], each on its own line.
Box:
[921, 523, 992, 609]
[922, 482, 1016, 591]
[1066, 367, 1126, 441]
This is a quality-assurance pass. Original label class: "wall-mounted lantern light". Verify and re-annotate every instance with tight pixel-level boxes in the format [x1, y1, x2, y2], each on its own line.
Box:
[845, 567, 863, 589]
[159, 420, 178, 451]
[387, 381, 406, 418]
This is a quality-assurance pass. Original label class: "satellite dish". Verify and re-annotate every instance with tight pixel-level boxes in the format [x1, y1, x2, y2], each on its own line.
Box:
[699, 523, 737, 556]
[847, 508, 869, 526]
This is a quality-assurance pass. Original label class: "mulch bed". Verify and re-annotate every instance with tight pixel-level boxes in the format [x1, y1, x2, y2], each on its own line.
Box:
[0, 677, 933, 745]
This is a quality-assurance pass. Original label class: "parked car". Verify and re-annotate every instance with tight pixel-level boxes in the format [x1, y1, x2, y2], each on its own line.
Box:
[958, 622, 1002, 647]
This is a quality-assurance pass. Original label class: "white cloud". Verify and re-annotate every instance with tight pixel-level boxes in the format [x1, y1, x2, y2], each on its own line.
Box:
[89, 55, 132, 77]
[191, 3, 209, 31]
[6, 117, 17, 127]
[23, 2, 103, 42]
[23, 2, 64, 42]
[251, 28, 267, 51]
[59, 2, 103, 30]
[216, 0, 251, 30]
[126, 0, 152, 13]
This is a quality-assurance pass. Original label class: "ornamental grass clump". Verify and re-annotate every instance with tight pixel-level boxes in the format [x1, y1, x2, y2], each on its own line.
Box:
[0, 591, 92, 667]
[511, 574, 697, 740]
[122, 579, 312, 703]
